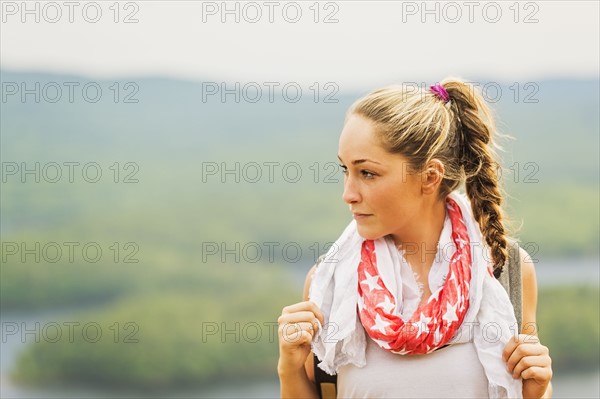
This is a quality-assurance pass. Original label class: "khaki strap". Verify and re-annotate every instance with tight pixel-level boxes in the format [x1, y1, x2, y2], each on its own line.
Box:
[319, 382, 337, 399]
[499, 238, 523, 332]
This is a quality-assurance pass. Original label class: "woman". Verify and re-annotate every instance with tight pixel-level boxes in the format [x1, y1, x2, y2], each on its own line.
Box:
[277, 78, 552, 398]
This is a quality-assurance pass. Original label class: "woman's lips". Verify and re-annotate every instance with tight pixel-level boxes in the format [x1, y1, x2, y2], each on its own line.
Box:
[353, 213, 373, 220]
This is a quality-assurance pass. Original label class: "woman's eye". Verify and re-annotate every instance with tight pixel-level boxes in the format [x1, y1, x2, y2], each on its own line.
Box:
[361, 170, 375, 179]
[339, 164, 348, 174]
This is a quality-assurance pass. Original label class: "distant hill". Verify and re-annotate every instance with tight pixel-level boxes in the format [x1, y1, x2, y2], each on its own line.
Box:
[1, 70, 598, 257]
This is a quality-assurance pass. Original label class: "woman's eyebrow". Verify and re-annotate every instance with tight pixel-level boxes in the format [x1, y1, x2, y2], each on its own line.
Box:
[337, 155, 381, 165]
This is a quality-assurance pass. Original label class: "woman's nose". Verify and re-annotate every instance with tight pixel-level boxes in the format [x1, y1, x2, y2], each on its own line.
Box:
[342, 177, 361, 204]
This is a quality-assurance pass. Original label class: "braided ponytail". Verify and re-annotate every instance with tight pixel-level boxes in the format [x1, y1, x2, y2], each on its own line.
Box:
[442, 79, 508, 276]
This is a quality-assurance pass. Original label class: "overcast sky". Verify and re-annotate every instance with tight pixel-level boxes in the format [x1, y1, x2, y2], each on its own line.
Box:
[1, 1, 598, 90]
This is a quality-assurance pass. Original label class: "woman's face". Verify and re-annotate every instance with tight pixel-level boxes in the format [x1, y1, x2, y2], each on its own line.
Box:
[338, 114, 426, 243]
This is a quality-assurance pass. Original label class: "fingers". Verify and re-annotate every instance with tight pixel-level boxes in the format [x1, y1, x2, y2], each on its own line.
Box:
[520, 365, 553, 383]
[280, 301, 325, 326]
[277, 301, 325, 347]
[509, 355, 552, 379]
[278, 311, 320, 333]
[503, 334, 540, 362]
[279, 322, 316, 344]
[503, 334, 552, 383]
[278, 311, 318, 324]
[505, 342, 549, 370]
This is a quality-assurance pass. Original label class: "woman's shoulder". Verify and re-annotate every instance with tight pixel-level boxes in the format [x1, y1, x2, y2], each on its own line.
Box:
[302, 254, 329, 300]
[303, 263, 319, 301]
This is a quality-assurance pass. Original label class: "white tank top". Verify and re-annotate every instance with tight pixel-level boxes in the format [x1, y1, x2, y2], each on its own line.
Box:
[337, 326, 489, 398]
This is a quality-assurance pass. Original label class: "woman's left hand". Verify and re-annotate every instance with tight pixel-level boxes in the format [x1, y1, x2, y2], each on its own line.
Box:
[503, 333, 553, 398]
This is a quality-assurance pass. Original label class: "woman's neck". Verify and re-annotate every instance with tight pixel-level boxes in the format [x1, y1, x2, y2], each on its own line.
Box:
[392, 198, 447, 274]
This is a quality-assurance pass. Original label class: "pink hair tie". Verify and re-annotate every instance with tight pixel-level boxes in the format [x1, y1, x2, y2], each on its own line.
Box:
[430, 83, 450, 103]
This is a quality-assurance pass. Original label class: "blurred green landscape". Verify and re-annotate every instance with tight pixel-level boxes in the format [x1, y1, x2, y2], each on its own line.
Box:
[1, 71, 598, 392]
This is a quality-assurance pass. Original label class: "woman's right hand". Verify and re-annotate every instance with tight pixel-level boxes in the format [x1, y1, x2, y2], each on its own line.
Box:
[277, 301, 325, 376]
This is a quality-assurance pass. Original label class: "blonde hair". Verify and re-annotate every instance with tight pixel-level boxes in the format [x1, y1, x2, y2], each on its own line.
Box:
[346, 77, 509, 276]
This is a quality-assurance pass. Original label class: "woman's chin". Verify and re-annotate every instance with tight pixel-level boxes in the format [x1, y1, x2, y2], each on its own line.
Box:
[356, 226, 385, 241]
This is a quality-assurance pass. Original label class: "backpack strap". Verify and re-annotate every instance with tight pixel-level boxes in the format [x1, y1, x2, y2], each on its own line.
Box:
[497, 238, 523, 332]
[313, 240, 523, 398]
[313, 368, 337, 399]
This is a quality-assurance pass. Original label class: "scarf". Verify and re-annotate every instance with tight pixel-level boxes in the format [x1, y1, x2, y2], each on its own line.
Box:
[308, 191, 523, 398]
[357, 197, 472, 354]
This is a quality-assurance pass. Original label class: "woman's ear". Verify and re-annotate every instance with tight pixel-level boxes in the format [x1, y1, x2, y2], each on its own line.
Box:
[421, 159, 445, 195]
